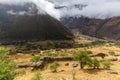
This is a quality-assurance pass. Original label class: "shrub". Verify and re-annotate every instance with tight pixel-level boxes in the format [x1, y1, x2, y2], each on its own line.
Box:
[73, 50, 92, 69]
[0, 47, 9, 60]
[30, 55, 40, 62]
[108, 51, 115, 56]
[49, 62, 60, 72]
[59, 52, 68, 56]
[31, 71, 41, 80]
[43, 52, 58, 57]
[91, 58, 100, 69]
[85, 50, 93, 54]
[15, 69, 26, 76]
[71, 69, 76, 80]
[0, 47, 16, 80]
[102, 60, 111, 69]
[61, 77, 66, 80]
[15, 49, 22, 53]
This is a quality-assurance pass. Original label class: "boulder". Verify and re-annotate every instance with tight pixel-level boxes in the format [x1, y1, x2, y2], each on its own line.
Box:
[90, 53, 108, 59]
[72, 62, 78, 68]
[17, 61, 45, 69]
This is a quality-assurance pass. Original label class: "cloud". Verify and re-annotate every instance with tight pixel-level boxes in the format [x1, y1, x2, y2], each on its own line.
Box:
[0, 0, 60, 20]
[1, 0, 120, 19]
[32, 0, 60, 19]
[50, 0, 120, 19]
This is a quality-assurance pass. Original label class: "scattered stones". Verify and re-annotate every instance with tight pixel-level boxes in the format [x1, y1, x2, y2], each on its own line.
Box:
[65, 63, 69, 66]
[66, 78, 72, 80]
[17, 56, 73, 69]
[107, 71, 118, 74]
[31, 53, 35, 56]
[66, 49, 76, 54]
[60, 70, 65, 72]
[109, 58, 118, 61]
[31, 67, 34, 71]
[113, 54, 120, 56]
[72, 62, 78, 68]
[118, 59, 120, 62]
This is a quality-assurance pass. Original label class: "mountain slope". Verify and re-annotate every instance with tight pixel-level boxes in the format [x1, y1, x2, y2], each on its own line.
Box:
[0, 3, 73, 41]
[62, 17, 120, 40]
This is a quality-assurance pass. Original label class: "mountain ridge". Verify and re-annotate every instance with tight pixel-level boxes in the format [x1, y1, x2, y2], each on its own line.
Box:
[61, 16, 120, 40]
[0, 3, 73, 41]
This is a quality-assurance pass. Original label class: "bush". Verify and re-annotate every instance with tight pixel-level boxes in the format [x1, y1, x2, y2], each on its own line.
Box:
[71, 69, 76, 80]
[42, 50, 69, 57]
[43, 52, 58, 57]
[15, 69, 26, 76]
[49, 62, 60, 72]
[0, 47, 16, 80]
[59, 52, 68, 56]
[0, 47, 9, 60]
[31, 71, 41, 80]
[91, 58, 100, 69]
[108, 51, 115, 56]
[102, 60, 111, 69]
[73, 50, 92, 69]
[15, 49, 22, 53]
[30, 55, 40, 62]
[85, 50, 93, 54]
[85, 57, 100, 69]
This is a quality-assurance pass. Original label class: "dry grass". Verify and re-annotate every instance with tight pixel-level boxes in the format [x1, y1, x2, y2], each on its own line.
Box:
[10, 45, 120, 80]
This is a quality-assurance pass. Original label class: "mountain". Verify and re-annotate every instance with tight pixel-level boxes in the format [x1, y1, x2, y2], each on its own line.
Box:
[61, 17, 120, 40]
[49, 1, 120, 40]
[0, 3, 73, 41]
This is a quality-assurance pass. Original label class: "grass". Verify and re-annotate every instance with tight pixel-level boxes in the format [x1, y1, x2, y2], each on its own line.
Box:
[5, 31, 120, 80]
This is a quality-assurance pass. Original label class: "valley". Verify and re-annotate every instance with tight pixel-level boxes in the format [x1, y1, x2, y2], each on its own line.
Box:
[5, 32, 120, 80]
[0, 0, 120, 80]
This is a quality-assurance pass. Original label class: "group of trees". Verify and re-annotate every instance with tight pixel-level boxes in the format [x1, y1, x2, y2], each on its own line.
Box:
[73, 50, 111, 70]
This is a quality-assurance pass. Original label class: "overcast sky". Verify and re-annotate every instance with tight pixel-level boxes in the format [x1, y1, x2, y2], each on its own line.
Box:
[1, 0, 120, 19]
[50, 0, 120, 19]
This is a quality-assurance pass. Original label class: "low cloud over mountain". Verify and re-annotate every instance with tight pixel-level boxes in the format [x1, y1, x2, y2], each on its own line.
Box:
[2, 0, 120, 19]
[50, 0, 120, 19]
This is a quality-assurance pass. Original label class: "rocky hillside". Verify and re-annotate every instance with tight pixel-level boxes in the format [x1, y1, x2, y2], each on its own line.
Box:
[61, 17, 120, 40]
[0, 3, 73, 41]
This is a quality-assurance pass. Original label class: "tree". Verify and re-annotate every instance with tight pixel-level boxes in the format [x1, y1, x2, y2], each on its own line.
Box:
[73, 50, 92, 69]
[0, 47, 16, 80]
